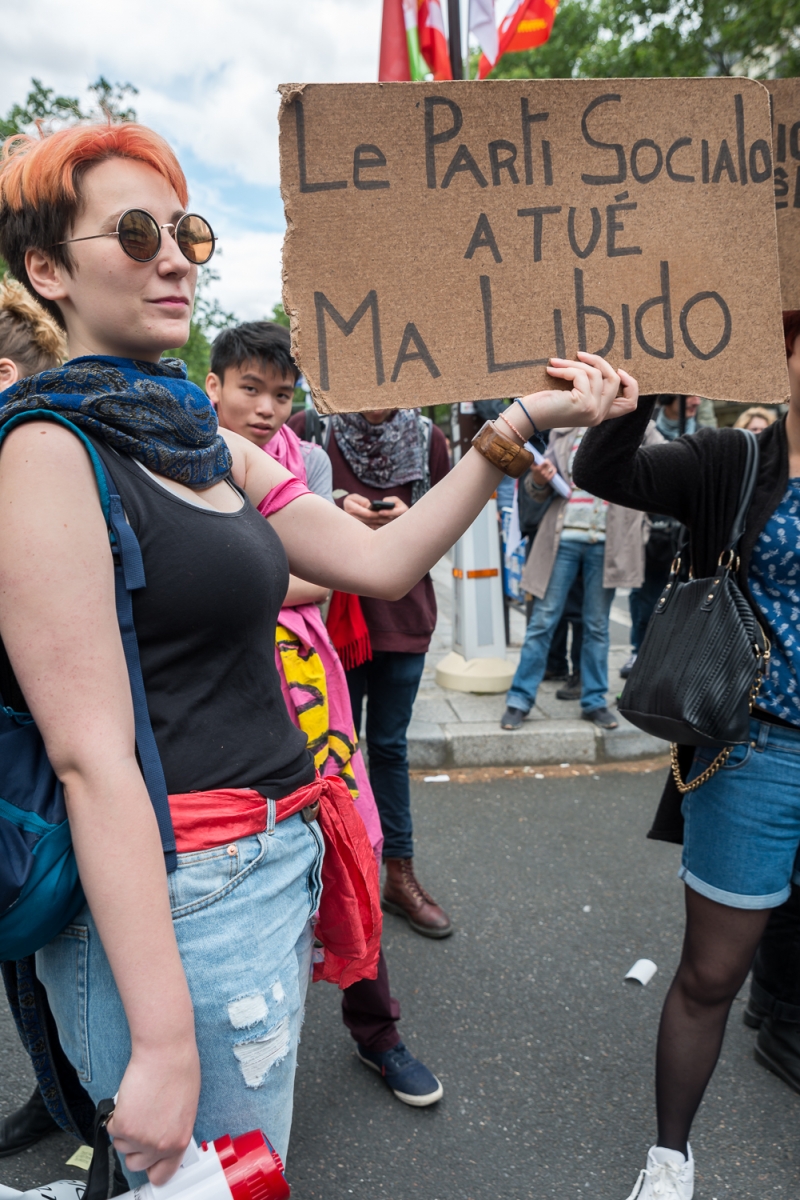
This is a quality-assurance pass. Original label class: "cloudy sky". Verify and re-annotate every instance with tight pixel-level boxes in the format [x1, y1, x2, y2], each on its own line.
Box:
[1, 0, 475, 323]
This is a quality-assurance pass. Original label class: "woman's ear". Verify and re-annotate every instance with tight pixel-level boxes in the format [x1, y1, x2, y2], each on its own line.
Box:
[0, 357, 20, 391]
[25, 248, 70, 307]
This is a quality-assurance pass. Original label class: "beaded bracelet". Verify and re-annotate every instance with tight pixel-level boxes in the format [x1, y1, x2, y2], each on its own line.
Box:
[498, 408, 527, 445]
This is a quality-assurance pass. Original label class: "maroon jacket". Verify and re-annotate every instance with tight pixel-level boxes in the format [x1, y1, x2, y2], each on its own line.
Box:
[288, 413, 450, 654]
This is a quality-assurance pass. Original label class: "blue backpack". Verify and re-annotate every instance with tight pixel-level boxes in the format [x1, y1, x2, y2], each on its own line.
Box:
[0, 414, 176, 961]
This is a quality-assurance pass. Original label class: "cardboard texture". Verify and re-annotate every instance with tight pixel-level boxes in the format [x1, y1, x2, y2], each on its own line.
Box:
[765, 79, 800, 310]
[279, 79, 786, 412]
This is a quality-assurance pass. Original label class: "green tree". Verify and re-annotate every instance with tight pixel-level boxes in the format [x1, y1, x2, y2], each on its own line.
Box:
[0, 76, 138, 139]
[487, 0, 800, 80]
[270, 302, 290, 328]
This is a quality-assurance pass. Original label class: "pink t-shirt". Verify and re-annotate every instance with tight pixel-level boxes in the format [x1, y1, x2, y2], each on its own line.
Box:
[257, 475, 310, 517]
[257, 425, 312, 517]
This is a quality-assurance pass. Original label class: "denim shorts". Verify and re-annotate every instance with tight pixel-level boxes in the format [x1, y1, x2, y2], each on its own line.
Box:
[35, 812, 323, 1182]
[681, 717, 800, 909]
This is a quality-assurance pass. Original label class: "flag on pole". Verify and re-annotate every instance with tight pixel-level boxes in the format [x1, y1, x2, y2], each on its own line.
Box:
[379, 0, 411, 80]
[418, 0, 453, 80]
[379, 0, 453, 81]
[468, 0, 498, 72]
[402, 0, 429, 81]
[477, 0, 560, 79]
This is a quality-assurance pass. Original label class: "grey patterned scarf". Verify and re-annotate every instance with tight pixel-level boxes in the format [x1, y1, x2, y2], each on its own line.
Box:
[332, 410, 424, 490]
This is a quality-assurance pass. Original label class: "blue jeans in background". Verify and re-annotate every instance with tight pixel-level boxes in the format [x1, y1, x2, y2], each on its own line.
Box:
[507, 540, 614, 715]
[628, 560, 670, 654]
[347, 651, 426, 860]
[36, 813, 323, 1182]
[546, 572, 584, 677]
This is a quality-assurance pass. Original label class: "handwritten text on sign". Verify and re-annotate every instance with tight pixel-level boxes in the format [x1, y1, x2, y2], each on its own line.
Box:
[766, 78, 800, 310]
[279, 79, 785, 412]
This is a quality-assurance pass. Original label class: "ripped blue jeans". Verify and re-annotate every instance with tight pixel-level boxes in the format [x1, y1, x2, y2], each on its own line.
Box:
[35, 812, 323, 1182]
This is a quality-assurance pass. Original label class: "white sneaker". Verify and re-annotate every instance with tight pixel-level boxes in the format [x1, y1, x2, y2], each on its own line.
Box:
[625, 1144, 694, 1199]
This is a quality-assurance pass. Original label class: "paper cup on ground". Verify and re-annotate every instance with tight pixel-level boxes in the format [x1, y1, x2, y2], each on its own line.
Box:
[625, 958, 658, 986]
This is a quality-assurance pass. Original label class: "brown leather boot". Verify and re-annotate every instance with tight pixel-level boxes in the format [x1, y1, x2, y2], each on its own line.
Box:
[382, 858, 453, 938]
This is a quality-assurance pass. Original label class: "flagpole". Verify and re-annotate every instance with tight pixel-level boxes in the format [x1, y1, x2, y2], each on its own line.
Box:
[447, 0, 463, 79]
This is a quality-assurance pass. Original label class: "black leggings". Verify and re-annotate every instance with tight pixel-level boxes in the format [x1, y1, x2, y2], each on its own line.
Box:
[655, 887, 770, 1154]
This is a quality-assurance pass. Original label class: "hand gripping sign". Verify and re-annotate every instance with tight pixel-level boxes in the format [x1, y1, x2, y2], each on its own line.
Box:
[278, 78, 786, 413]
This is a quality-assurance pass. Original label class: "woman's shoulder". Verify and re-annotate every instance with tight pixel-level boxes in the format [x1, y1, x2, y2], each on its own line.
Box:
[0, 416, 100, 477]
[0, 420, 112, 550]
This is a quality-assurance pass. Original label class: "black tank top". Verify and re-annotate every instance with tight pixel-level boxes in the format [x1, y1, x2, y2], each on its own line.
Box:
[90, 439, 314, 798]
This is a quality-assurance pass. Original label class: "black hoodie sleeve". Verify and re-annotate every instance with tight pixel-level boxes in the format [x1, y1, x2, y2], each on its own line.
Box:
[573, 396, 711, 526]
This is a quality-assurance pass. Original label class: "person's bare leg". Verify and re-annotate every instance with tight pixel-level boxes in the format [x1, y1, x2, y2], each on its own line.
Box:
[655, 886, 771, 1154]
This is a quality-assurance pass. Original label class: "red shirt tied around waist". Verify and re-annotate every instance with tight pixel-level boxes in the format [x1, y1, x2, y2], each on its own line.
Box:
[168, 775, 381, 989]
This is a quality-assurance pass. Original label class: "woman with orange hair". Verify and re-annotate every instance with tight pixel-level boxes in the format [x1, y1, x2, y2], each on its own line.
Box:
[0, 122, 635, 1187]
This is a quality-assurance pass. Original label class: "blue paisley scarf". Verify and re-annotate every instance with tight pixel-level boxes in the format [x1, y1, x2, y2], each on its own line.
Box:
[0, 355, 231, 487]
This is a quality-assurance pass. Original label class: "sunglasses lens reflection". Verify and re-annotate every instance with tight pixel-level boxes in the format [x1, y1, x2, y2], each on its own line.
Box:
[177, 214, 216, 264]
[117, 210, 161, 261]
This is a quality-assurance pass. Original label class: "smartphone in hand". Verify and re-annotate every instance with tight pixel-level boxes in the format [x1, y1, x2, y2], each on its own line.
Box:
[369, 500, 396, 511]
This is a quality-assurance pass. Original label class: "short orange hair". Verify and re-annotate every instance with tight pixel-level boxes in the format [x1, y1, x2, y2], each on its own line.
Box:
[0, 123, 188, 327]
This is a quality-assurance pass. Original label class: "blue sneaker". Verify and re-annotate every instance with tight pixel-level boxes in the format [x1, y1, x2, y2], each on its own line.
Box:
[356, 1041, 444, 1106]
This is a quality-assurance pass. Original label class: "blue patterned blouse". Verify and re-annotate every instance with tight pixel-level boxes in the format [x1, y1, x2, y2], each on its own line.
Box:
[749, 479, 800, 725]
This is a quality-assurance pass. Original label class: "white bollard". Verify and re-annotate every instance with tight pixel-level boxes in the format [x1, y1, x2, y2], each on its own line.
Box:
[437, 494, 514, 694]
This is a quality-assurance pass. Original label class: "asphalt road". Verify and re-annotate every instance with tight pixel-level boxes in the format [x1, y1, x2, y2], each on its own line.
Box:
[2, 770, 799, 1199]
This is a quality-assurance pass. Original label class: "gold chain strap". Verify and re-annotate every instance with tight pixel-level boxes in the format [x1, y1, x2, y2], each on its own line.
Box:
[670, 742, 732, 793]
[749, 631, 770, 710]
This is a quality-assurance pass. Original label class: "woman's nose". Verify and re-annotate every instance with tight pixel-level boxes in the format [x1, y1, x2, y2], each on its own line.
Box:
[156, 228, 192, 277]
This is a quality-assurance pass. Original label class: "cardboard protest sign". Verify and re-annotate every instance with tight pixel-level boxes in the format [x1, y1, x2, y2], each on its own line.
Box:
[279, 79, 786, 412]
[765, 79, 800, 310]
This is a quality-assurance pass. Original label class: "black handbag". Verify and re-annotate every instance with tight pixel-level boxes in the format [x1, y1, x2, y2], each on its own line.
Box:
[618, 428, 770, 792]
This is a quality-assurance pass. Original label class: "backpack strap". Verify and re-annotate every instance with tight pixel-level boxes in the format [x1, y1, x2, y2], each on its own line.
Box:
[0, 412, 177, 873]
[410, 415, 433, 505]
[303, 406, 322, 445]
[302, 406, 332, 450]
[419, 415, 432, 495]
[98, 458, 177, 873]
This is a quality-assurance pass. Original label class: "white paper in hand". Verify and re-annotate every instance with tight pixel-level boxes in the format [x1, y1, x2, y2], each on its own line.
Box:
[528, 445, 571, 499]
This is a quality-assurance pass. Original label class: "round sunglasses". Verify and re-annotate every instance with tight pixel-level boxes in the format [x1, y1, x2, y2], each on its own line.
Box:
[55, 208, 216, 265]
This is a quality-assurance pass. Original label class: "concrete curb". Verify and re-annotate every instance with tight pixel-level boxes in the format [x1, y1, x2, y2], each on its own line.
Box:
[407, 714, 667, 770]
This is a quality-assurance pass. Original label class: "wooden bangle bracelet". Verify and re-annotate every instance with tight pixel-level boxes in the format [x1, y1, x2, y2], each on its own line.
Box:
[471, 421, 534, 478]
